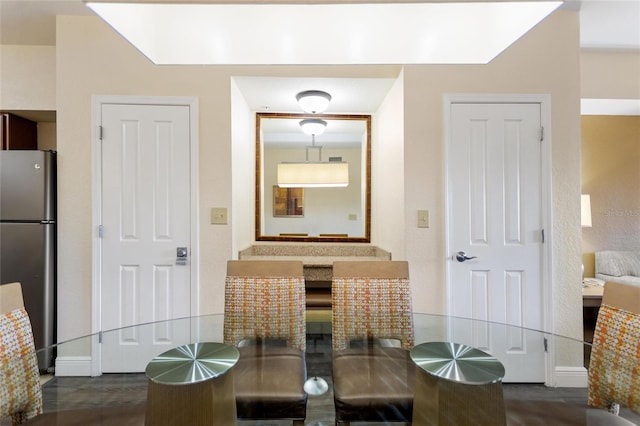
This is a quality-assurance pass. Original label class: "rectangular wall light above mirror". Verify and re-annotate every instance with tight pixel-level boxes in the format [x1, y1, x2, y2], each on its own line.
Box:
[277, 162, 349, 188]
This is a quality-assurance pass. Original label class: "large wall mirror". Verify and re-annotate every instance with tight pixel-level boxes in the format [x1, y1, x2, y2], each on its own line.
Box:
[256, 112, 371, 242]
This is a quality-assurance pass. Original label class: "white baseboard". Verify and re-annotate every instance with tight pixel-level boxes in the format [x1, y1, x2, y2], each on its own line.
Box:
[554, 366, 588, 387]
[55, 356, 93, 376]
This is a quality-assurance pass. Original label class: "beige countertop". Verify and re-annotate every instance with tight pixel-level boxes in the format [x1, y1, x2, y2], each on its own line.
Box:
[238, 244, 392, 282]
[237, 255, 385, 267]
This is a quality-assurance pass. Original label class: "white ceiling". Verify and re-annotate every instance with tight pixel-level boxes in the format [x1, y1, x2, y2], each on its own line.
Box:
[85, 1, 563, 65]
[578, 0, 640, 49]
[1, 0, 638, 116]
[1, 0, 638, 50]
[234, 76, 396, 114]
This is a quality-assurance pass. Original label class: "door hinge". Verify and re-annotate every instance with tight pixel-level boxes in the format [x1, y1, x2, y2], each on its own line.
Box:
[98, 225, 104, 239]
[539, 126, 544, 142]
[541, 229, 545, 243]
[98, 330, 103, 344]
[543, 337, 548, 352]
[98, 125, 103, 141]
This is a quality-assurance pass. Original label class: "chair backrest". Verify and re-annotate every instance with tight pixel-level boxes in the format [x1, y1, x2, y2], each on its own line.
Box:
[224, 260, 306, 351]
[331, 261, 414, 350]
[588, 281, 640, 414]
[0, 282, 43, 424]
[1, 282, 25, 314]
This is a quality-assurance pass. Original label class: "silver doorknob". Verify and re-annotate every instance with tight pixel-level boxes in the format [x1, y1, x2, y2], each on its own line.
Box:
[455, 251, 477, 262]
[176, 247, 188, 265]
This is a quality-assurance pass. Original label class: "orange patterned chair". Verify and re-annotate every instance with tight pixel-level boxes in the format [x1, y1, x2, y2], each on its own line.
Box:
[224, 260, 307, 426]
[331, 261, 415, 425]
[588, 280, 640, 415]
[505, 280, 639, 425]
[1, 283, 144, 426]
[0, 282, 43, 425]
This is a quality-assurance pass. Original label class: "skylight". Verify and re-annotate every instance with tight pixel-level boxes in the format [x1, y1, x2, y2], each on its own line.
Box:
[87, 1, 562, 65]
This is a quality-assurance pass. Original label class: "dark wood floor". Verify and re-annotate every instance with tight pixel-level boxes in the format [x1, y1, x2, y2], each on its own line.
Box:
[29, 327, 639, 426]
[33, 374, 639, 426]
[33, 371, 640, 425]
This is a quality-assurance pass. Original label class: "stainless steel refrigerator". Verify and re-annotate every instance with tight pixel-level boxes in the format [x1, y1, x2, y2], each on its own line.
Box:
[0, 150, 56, 371]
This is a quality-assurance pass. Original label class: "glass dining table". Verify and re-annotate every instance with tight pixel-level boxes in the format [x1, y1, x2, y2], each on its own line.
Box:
[12, 313, 639, 425]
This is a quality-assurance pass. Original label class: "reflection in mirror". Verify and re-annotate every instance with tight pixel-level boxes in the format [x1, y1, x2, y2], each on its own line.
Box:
[256, 113, 371, 242]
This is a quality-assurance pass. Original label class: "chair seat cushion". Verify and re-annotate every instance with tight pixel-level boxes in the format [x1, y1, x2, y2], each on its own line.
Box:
[332, 346, 415, 422]
[233, 345, 307, 420]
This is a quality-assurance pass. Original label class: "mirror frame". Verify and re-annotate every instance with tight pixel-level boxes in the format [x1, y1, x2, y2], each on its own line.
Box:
[255, 112, 371, 243]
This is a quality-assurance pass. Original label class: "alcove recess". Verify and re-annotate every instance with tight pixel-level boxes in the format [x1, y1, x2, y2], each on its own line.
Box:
[238, 244, 392, 309]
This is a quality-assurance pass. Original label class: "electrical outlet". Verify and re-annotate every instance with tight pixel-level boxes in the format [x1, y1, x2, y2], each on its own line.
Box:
[348, 213, 357, 221]
[210, 208, 227, 225]
[418, 210, 429, 228]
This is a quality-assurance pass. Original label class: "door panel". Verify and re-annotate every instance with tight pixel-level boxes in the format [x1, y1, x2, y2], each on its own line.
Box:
[447, 102, 544, 382]
[100, 103, 191, 372]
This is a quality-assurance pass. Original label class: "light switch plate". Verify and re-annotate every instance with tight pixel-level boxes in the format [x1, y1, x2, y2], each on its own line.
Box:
[211, 207, 227, 225]
[418, 209, 429, 228]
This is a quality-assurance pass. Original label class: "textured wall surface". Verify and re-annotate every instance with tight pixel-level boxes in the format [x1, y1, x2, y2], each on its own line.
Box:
[582, 116, 640, 275]
[0, 45, 56, 110]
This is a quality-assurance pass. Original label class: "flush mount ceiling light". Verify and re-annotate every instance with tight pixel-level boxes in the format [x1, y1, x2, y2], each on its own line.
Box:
[85, 2, 562, 65]
[296, 90, 332, 114]
[300, 119, 327, 136]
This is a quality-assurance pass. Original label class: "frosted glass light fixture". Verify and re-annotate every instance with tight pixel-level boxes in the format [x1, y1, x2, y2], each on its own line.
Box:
[296, 90, 332, 114]
[299, 118, 327, 136]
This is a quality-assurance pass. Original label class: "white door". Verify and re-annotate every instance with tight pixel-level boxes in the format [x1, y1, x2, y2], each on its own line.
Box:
[99, 103, 192, 372]
[447, 102, 545, 382]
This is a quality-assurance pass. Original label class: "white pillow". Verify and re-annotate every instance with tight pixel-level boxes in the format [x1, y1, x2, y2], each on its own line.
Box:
[595, 251, 638, 277]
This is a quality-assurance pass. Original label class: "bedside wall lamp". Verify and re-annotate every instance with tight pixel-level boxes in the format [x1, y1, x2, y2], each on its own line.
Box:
[581, 193, 592, 280]
[581, 194, 592, 227]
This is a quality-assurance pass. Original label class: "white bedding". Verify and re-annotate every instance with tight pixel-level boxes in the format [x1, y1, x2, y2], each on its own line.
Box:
[595, 250, 640, 287]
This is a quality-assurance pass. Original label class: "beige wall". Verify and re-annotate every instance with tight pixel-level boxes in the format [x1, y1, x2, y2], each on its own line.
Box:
[0, 45, 56, 111]
[230, 78, 255, 259]
[581, 50, 640, 99]
[581, 116, 640, 276]
[51, 8, 582, 356]
[374, 71, 405, 261]
[37, 122, 57, 150]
